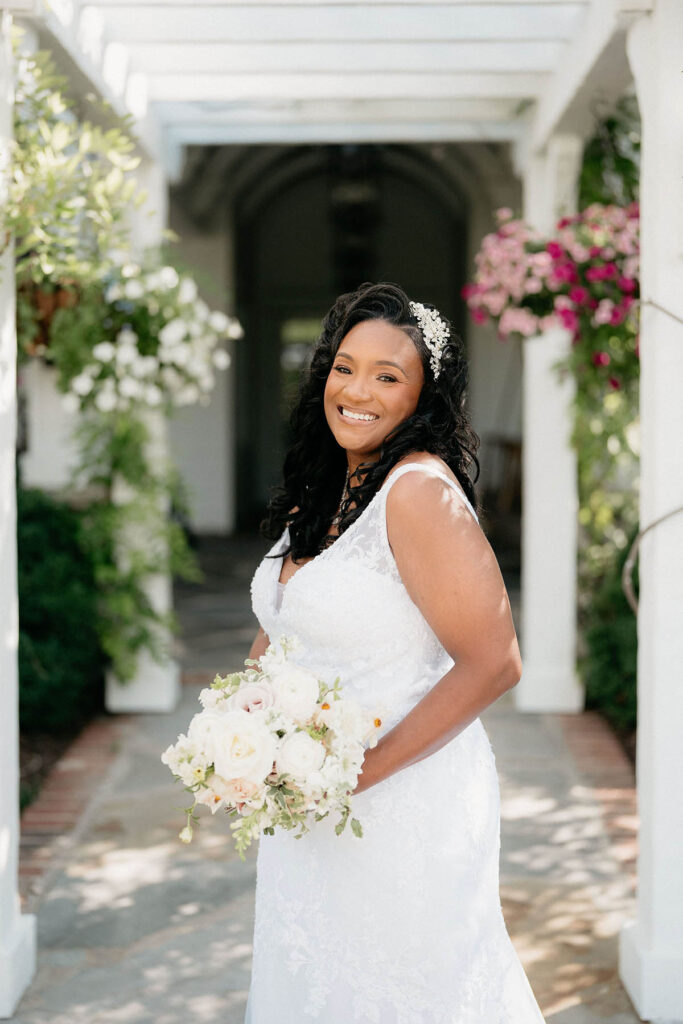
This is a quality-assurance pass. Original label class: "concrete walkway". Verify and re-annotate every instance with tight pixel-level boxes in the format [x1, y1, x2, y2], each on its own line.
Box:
[13, 537, 642, 1023]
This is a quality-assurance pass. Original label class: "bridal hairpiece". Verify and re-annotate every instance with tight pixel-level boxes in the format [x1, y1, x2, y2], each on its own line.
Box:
[409, 300, 449, 380]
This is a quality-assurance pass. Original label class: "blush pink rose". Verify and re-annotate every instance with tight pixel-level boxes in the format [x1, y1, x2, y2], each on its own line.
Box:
[227, 681, 275, 714]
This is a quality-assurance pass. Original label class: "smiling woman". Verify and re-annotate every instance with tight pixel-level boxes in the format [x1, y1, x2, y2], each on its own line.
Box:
[245, 281, 546, 1023]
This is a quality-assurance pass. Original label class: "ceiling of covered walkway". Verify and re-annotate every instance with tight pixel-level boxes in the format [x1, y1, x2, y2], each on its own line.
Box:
[32, 0, 646, 178]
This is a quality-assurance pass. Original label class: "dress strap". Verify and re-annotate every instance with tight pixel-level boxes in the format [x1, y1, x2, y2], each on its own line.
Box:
[380, 463, 479, 524]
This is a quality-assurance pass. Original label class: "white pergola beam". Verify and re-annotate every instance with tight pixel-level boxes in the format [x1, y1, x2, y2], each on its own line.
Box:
[166, 119, 523, 144]
[155, 97, 521, 124]
[125, 40, 565, 74]
[87, 4, 584, 42]
[529, 0, 653, 152]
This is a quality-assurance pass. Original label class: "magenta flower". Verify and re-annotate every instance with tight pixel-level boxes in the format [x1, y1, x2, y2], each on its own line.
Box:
[608, 376, 621, 390]
[618, 277, 637, 293]
[569, 286, 590, 305]
[546, 241, 564, 259]
[592, 351, 611, 367]
[557, 308, 579, 332]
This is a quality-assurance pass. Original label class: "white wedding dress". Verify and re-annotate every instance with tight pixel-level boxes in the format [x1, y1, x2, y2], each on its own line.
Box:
[246, 462, 547, 1023]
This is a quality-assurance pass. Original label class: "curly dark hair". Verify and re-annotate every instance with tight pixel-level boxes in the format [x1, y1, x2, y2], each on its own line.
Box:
[262, 281, 481, 560]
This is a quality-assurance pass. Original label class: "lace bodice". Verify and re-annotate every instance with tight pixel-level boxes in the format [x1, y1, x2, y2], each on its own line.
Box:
[250, 462, 478, 734]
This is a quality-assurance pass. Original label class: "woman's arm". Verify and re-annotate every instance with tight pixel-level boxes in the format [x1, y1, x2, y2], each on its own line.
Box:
[354, 472, 522, 795]
[248, 627, 271, 662]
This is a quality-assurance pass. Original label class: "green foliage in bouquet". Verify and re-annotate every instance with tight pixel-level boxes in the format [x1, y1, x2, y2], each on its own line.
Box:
[17, 487, 105, 733]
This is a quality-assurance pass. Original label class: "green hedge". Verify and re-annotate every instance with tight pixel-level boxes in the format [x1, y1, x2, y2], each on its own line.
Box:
[580, 523, 639, 734]
[17, 487, 105, 733]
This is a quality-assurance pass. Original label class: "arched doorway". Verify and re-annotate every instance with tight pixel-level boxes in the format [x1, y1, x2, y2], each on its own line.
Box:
[233, 142, 467, 528]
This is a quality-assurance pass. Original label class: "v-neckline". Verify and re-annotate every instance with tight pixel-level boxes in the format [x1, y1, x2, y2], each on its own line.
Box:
[273, 483, 386, 601]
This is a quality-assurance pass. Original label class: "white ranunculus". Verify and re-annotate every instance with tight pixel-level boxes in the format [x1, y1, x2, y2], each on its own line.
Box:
[270, 665, 320, 723]
[276, 731, 325, 782]
[208, 710, 277, 783]
[71, 372, 94, 396]
[93, 341, 116, 363]
[212, 348, 230, 370]
[95, 389, 117, 412]
[178, 277, 198, 305]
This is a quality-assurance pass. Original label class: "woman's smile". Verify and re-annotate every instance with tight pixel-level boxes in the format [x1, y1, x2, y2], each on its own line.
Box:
[337, 405, 380, 424]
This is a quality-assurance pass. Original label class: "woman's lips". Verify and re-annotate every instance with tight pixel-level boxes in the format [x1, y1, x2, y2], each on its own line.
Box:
[337, 405, 380, 424]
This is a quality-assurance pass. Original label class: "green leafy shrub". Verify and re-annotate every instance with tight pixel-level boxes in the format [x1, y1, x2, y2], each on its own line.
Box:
[17, 488, 105, 733]
[580, 523, 639, 733]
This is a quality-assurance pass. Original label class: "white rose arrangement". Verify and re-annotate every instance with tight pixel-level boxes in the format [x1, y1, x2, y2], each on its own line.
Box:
[161, 636, 381, 857]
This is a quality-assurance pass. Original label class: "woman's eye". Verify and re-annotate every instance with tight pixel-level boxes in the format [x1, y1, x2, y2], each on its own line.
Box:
[378, 374, 397, 383]
[333, 364, 351, 374]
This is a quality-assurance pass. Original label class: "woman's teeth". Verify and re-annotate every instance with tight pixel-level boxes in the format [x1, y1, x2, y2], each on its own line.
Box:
[340, 407, 378, 422]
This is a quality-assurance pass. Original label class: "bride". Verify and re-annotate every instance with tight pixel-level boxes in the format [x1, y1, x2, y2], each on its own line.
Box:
[245, 281, 546, 1023]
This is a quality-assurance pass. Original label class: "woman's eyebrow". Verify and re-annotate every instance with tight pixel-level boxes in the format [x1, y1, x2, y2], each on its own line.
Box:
[335, 351, 408, 375]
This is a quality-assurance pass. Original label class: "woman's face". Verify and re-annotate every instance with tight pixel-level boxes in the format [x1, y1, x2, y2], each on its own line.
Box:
[323, 319, 424, 466]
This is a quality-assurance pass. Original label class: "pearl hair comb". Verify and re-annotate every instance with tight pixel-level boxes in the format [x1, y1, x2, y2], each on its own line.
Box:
[408, 300, 449, 380]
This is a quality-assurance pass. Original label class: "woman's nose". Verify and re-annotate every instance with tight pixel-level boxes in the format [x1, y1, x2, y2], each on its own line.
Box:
[342, 373, 373, 402]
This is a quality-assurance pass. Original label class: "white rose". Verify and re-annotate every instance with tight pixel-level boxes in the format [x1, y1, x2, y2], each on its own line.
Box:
[270, 665, 320, 723]
[93, 341, 116, 362]
[188, 710, 230, 759]
[200, 710, 276, 783]
[276, 731, 325, 782]
[227, 681, 275, 714]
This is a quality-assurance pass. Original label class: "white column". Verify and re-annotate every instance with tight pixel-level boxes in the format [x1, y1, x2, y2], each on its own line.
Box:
[516, 134, 583, 712]
[105, 157, 181, 712]
[0, 13, 37, 1017]
[619, 3, 683, 1020]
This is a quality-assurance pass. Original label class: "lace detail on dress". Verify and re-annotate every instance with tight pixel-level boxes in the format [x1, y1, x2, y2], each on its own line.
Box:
[246, 461, 546, 1024]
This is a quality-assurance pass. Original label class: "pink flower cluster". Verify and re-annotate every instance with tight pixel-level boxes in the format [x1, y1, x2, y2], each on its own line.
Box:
[463, 203, 639, 345]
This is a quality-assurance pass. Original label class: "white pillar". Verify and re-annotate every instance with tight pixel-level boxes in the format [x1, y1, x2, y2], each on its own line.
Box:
[516, 134, 583, 712]
[619, 4, 683, 1020]
[0, 13, 37, 1016]
[105, 157, 181, 712]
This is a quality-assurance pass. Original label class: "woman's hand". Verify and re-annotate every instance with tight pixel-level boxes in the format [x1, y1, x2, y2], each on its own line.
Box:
[248, 627, 271, 662]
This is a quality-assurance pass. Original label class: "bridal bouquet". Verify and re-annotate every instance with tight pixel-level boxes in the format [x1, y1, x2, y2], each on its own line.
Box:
[161, 637, 381, 857]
